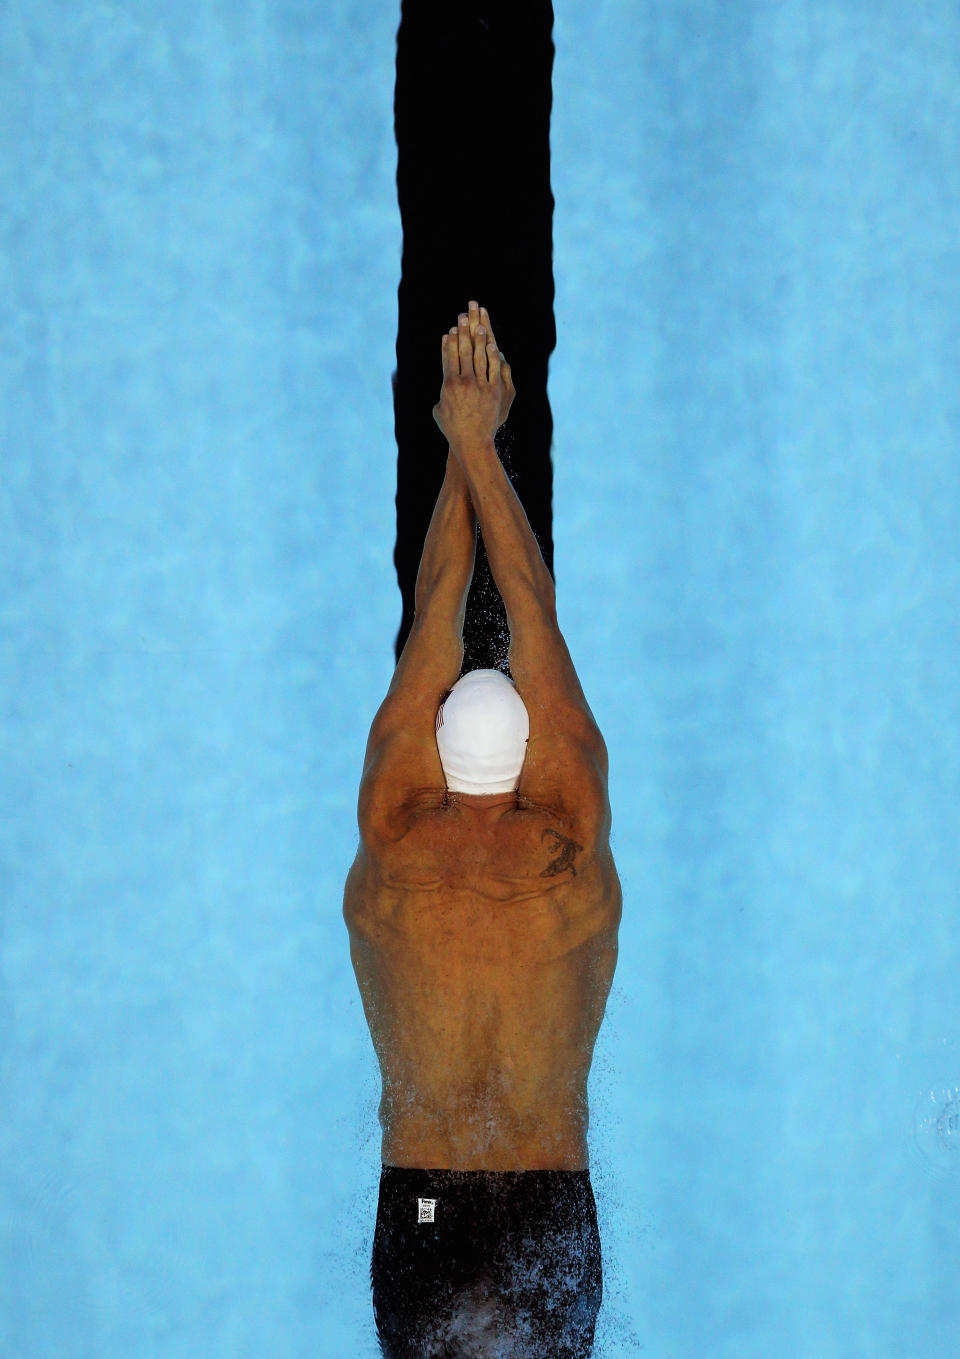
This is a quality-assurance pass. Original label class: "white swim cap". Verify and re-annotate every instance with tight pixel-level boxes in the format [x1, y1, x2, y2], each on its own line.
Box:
[435, 668, 530, 795]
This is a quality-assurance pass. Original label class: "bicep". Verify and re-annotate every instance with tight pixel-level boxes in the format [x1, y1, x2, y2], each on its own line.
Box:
[517, 724, 609, 839]
[356, 607, 463, 840]
[369, 608, 462, 746]
[508, 596, 602, 744]
[360, 602, 463, 777]
[508, 597, 608, 829]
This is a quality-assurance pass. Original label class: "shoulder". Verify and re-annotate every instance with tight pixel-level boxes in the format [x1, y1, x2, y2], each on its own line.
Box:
[357, 696, 447, 848]
[518, 720, 611, 845]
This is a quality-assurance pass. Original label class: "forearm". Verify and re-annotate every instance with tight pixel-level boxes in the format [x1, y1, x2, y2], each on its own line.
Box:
[413, 447, 477, 620]
[450, 438, 556, 625]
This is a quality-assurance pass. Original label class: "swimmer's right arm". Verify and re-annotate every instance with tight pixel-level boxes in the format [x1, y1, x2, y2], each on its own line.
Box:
[452, 432, 599, 738]
[452, 434, 556, 625]
[433, 303, 598, 736]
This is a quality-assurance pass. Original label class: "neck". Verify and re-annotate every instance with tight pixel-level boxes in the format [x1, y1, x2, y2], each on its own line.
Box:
[447, 790, 518, 809]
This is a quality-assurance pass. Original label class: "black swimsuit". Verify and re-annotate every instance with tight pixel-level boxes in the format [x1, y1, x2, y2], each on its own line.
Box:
[371, 1164, 603, 1358]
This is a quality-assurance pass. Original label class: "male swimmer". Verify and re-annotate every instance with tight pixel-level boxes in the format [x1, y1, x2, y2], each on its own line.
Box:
[343, 302, 622, 1357]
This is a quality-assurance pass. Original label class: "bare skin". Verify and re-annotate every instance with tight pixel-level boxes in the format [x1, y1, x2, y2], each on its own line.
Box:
[455, 302, 515, 434]
[342, 783, 620, 1170]
[343, 301, 621, 1171]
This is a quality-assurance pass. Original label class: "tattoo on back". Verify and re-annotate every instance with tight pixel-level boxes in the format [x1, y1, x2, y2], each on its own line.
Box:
[540, 827, 584, 878]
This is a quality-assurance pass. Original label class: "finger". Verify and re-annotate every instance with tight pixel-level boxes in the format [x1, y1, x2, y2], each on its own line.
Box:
[457, 313, 472, 373]
[473, 324, 491, 381]
[479, 305, 498, 351]
[485, 335, 501, 386]
[443, 326, 457, 376]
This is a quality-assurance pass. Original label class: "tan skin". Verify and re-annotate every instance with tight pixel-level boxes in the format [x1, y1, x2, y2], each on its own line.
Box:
[343, 301, 621, 1170]
[439, 303, 518, 828]
[436, 302, 516, 444]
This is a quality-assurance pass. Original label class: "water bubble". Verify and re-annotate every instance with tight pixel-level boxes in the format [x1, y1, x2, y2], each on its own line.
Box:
[910, 1078, 960, 1178]
[934, 1091, 960, 1154]
[893, 1044, 960, 1183]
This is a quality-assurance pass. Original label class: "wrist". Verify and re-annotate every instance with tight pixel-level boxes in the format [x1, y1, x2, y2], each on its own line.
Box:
[444, 444, 472, 497]
[450, 435, 497, 463]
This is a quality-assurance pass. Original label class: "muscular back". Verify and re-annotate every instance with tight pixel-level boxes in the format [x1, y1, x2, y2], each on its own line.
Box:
[343, 778, 622, 1171]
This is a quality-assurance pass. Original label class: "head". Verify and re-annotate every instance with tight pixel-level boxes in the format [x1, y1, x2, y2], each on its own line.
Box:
[435, 668, 530, 796]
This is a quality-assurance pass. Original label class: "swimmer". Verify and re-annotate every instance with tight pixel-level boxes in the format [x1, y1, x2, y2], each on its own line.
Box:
[343, 302, 622, 1356]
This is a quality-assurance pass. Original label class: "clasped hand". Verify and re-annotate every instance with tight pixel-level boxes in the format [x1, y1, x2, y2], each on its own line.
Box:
[432, 301, 515, 448]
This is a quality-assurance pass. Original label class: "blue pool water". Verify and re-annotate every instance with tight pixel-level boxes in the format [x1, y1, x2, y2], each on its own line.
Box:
[1, 2, 958, 1355]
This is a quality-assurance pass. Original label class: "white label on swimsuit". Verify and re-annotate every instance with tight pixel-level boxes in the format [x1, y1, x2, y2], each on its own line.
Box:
[417, 1197, 436, 1224]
